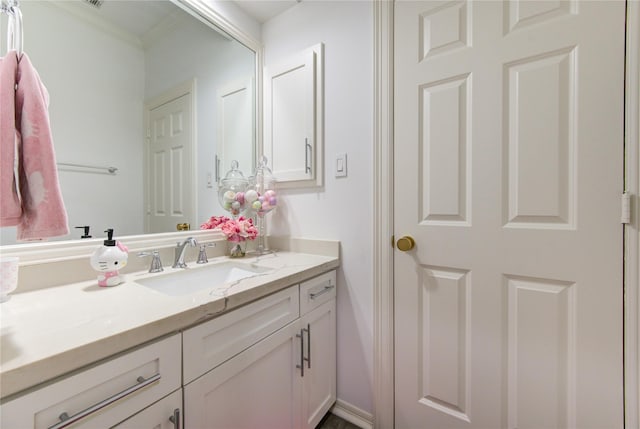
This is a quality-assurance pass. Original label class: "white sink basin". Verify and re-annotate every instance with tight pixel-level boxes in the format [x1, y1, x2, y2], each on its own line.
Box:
[135, 262, 271, 296]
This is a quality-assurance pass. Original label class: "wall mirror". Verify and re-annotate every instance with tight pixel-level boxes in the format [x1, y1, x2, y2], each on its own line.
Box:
[0, 0, 259, 246]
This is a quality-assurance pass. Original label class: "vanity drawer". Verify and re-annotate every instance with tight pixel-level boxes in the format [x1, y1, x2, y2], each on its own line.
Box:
[300, 270, 336, 315]
[0, 334, 181, 429]
[183, 285, 300, 384]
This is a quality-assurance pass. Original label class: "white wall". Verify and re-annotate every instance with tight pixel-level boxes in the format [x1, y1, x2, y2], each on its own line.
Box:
[262, 1, 374, 414]
[144, 14, 255, 227]
[0, 2, 145, 244]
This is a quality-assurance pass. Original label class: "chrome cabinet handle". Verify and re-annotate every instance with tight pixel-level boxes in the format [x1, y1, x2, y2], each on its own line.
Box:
[296, 330, 305, 377]
[169, 408, 181, 429]
[48, 374, 161, 429]
[215, 155, 221, 183]
[304, 323, 311, 369]
[305, 138, 312, 174]
[309, 282, 334, 300]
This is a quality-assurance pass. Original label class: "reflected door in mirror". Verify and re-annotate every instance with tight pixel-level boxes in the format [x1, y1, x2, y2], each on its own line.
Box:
[146, 88, 195, 233]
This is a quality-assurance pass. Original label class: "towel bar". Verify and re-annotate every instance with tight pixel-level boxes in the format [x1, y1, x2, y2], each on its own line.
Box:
[57, 162, 118, 175]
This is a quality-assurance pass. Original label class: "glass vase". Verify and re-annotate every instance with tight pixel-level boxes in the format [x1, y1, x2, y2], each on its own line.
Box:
[248, 156, 277, 255]
[218, 160, 249, 218]
[227, 240, 247, 258]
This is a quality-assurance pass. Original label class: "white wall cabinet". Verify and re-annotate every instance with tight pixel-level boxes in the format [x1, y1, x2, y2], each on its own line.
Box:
[264, 44, 324, 189]
[184, 271, 336, 429]
[1, 334, 182, 429]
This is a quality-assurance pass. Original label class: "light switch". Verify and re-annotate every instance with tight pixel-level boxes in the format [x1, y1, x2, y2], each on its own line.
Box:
[335, 153, 347, 177]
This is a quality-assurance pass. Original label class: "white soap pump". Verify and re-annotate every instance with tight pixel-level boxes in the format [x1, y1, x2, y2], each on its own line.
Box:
[90, 229, 129, 287]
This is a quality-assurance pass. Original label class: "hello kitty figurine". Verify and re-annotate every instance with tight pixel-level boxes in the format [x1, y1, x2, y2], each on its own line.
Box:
[90, 229, 129, 287]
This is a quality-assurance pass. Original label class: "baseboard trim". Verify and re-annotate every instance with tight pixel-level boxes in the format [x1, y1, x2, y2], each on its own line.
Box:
[331, 399, 374, 429]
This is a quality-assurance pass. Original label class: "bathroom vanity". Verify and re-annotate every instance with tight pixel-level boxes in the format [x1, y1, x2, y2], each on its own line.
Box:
[0, 239, 338, 429]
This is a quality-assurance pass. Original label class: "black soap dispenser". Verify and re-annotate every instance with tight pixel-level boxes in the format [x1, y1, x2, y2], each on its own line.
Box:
[75, 225, 92, 239]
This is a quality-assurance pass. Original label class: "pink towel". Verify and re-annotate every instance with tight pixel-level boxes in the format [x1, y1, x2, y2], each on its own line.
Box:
[14, 52, 68, 240]
[0, 52, 22, 226]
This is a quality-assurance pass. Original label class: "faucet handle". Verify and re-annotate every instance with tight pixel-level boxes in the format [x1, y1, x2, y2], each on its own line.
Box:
[197, 243, 217, 264]
[138, 250, 164, 273]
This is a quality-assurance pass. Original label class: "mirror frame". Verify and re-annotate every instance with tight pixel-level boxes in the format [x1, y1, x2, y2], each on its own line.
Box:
[0, 0, 263, 262]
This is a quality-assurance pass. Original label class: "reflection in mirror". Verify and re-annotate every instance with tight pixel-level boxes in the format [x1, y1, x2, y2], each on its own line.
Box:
[0, 0, 256, 245]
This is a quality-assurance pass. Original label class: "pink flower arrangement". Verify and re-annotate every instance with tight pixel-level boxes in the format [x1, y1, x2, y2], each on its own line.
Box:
[201, 215, 258, 243]
[200, 215, 230, 230]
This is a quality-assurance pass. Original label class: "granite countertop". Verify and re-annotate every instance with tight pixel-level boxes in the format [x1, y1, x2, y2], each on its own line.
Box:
[0, 250, 339, 400]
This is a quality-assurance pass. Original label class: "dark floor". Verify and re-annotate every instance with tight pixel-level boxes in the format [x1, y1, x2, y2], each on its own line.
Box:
[316, 413, 362, 429]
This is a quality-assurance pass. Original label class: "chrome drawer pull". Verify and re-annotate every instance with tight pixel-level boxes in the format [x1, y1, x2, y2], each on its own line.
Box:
[309, 283, 334, 300]
[304, 323, 311, 369]
[48, 373, 161, 429]
[169, 408, 181, 429]
[296, 330, 305, 377]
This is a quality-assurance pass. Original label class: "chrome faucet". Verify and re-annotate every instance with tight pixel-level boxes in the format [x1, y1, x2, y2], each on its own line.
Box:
[172, 237, 198, 268]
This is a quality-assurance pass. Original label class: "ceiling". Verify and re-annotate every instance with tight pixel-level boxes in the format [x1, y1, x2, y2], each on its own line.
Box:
[65, 0, 299, 42]
[232, 0, 299, 24]
[97, 0, 179, 37]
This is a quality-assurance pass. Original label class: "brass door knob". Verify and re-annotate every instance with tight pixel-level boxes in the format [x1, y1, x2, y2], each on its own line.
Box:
[177, 223, 190, 231]
[396, 236, 415, 251]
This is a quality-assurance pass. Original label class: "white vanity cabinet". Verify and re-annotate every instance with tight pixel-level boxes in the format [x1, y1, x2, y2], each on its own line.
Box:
[299, 271, 337, 429]
[183, 270, 337, 429]
[0, 334, 182, 429]
[0, 268, 337, 429]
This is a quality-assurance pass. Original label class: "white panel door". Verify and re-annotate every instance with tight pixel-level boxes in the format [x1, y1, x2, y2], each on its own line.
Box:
[394, 1, 625, 428]
[146, 93, 194, 233]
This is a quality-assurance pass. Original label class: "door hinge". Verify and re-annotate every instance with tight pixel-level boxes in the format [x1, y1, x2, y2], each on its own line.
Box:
[621, 192, 631, 224]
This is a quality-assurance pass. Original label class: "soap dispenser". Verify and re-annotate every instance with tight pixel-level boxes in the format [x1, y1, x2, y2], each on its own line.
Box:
[90, 229, 129, 287]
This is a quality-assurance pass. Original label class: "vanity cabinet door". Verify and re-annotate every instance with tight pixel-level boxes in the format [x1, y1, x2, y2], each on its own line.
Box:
[182, 285, 299, 384]
[297, 270, 337, 428]
[0, 334, 181, 429]
[184, 322, 303, 429]
[300, 299, 337, 429]
[113, 389, 182, 429]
